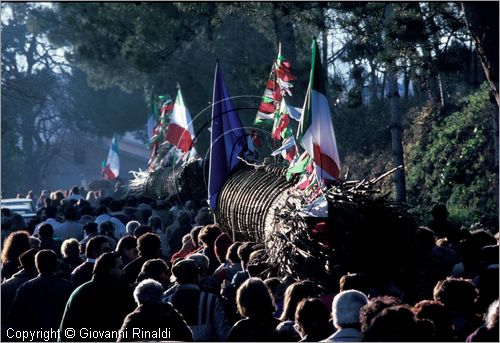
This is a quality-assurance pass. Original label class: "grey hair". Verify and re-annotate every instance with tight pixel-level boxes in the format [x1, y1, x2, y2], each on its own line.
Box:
[332, 289, 368, 329]
[188, 253, 210, 271]
[126, 220, 141, 235]
[133, 278, 164, 305]
[486, 299, 499, 329]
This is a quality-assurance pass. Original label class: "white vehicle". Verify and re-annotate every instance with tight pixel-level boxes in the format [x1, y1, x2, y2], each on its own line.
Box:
[1, 198, 36, 220]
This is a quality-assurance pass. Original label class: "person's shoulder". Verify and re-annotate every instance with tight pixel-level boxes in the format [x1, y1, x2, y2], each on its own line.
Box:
[231, 317, 250, 330]
[15, 275, 40, 293]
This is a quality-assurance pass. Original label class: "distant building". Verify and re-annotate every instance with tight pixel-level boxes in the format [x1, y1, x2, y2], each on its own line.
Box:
[45, 131, 149, 191]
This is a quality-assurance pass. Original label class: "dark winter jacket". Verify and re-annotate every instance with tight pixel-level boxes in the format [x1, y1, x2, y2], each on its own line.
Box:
[59, 274, 135, 341]
[9, 274, 74, 330]
[118, 302, 193, 342]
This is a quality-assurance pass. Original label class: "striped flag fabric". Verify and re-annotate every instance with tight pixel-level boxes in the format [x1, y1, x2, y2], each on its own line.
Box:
[165, 88, 195, 153]
[254, 51, 296, 125]
[208, 61, 248, 210]
[103, 134, 120, 180]
[297, 39, 340, 181]
[255, 70, 276, 123]
[271, 135, 297, 162]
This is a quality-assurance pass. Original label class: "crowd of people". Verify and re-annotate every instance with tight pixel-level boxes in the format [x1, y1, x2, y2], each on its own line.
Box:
[1, 185, 498, 342]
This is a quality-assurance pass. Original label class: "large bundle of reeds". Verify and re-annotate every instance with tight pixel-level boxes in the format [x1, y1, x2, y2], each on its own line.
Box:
[266, 174, 419, 285]
[215, 164, 302, 241]
[128, 160, 207, 203]
[129, 162, 418, 285]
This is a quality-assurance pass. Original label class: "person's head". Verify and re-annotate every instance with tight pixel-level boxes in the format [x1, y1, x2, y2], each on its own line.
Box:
[470, 229, 497, 249]
[486, 299, 499, 331]
[363, 305, 422, 342]
[226, 242, 242, 265]
[264, 277, 286, 303]
[93, 251, 123, 279]
[1, 208, 13, 218]
[38, 223, 54, 240]
[139, 208, 153, 224]
[280, 280, 320, 321]
[133, 279, 164, 306]
[413, 300, 452, 341]
[70, 186, 80, 195]
[45, 206, 57, 219]
[83, 222, 98, 235]
[99, 221, 116, 238]
[214, 232, 233, 263]
[86, 235, 111, 259]
[86, 191, 97, 201]
[295, 297, 331, 337]
[198, 224, 221, 248]
[182, 233, 191, 245]
[433, 277, 478, 313]
[432, 204, 448, 221]
[18, 248, 37, 270]
[413, 226, 436, 251]
[195, 207, 213, 226]
[80, 214, 94, 225]
[126, 220, 141, 236]
[35, 249, 58, 274]
[11, 214, 26, 231]
[360, 296, 402, 332]
[1, 230, 31, 263]
[339, 273, 368, 294]
[171, 259, 199, 285]
[109, 200, 122, 213]
[176, 210, 192, 226]
[188, 253, 210, 277]
[190, 225, 203, 247]
[137, 258, 169, 284]
[237, 277, 275, 318]
[137, 233, 161, 258]
[61, 238, 81, 259]
[29, 237, 41, 249]
[64, 206, 78, 221]
[237, 241, 255, 268]
[331, 289, 368, 330]
[147, 216, 162, 230]
[247, 249, 269, 277]
[185, 200, 195, 210]
[133, 225, 153, 238]
[116, 235, 138, 261]
[95, 205, 109, 216]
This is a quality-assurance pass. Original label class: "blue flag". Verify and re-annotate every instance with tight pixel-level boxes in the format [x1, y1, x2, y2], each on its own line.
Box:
[208, 61, 247, 210]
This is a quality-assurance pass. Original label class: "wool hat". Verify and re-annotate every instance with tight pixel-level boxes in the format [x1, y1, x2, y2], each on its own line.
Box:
[19, 248, 37, 268]
[331, 289, 368, 328]
[171, 259, 199, 284]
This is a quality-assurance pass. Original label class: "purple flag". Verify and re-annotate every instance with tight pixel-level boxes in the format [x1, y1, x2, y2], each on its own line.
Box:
[208, 61, 247, 210]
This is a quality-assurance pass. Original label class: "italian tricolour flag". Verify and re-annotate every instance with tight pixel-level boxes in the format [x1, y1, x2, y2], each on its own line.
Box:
[165, 89, 195, 153]
[103, 135, 120, 180]
[297, 39, 340, 181]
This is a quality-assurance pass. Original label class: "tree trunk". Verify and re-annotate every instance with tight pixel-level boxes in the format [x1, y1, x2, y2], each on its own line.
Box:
[385, 3, 407, 203]
[369, 60, 379, 102]
[417, 3, 441, 107]
[492, 103, 499, 214]
[403, 65, 410, 100]
[320, 6, 331, 104]
[380, 71, 387, 101]
[462, 2, 499, 107]
[271, 5, 297, 66]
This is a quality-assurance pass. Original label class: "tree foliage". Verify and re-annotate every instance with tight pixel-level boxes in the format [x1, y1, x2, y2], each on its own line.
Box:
[406, 83, 496, 226]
